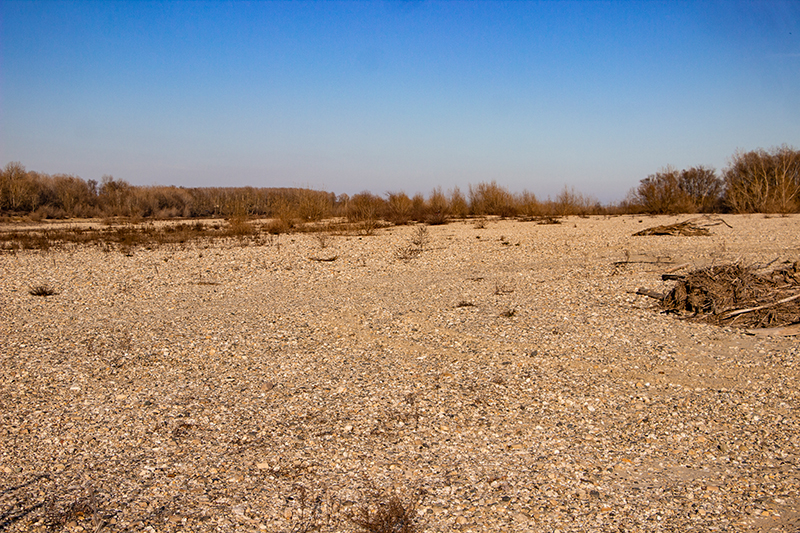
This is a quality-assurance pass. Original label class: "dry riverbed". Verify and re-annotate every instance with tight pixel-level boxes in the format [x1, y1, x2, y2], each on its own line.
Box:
[1, 215, 799, 532]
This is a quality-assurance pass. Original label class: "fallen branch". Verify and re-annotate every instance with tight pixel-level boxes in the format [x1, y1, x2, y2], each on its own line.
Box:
[636, 287, 666, 300]
[663, 263, 691, 273]
[613, 258, 674, 266]
[720, 292, 800, 320]
[308, 255, 338, 262]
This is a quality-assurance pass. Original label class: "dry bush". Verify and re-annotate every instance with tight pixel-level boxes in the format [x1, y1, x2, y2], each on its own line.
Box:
[425, 186, 450, 225]
[448, 186, 469, 219]
[28, 284, 57, 296]
[680, 166, 723, 213]
[553, 186, 600, 216]
[469, 181, 517, 217]
[0, 162, 38, 212]
[409, 192, 426, 222]
[386, 192, 414, 225]
[515, 190, 540, 218]
[347, 192, 383, 224]
[395, 225, 429, 261]
[225, 216, 256, 238]
[348, 486, 423, 533]
[297, 188, 334, 221]
[634, 167, 695, 214]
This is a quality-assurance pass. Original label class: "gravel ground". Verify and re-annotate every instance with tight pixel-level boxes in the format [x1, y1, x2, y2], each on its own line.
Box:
[1, 214, 799, 533]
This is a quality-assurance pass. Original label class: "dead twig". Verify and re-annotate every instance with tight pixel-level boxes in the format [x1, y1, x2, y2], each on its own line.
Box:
[636, 288, 666, 300]
[720, 292, 800, 320]
[663, 262, 691, 273]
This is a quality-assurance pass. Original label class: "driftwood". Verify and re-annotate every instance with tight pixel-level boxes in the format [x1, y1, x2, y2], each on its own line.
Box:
[663, 263, 691, 273]
[642, 260, 800, 329]
[636, 287, 666, 300]
[720, 292, 800, 320]
[634, 215, 731, 237]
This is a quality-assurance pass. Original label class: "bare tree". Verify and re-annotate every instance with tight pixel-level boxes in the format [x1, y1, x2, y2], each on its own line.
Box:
[724, 146, 800, 213]
[679, 166, 722, 212]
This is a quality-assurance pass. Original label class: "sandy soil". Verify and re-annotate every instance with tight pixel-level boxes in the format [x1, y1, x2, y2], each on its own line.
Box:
[1, 214, 799, 532]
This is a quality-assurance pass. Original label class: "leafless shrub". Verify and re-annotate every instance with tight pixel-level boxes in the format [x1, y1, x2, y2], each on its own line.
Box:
[395, 225, 429, 261]
[425, 186, 450, 225]
[28, 284, 57, 296]
[283, 485, 338, 533]
[469, 181, 517, 217]
[725, 145, 800, 214]
[267, 218, 291, 235]
[515, 190, 541, 218]
[395, 244, 421, 261]
[448, 186, 469, 218]
[348, 486, 423, 533]
[346, 192, 382, 224]
[314, 229, 331, 249]
[225, 216, 256, 237]
[681, 166, 723, 212]
[634, 167, 695, 214]
[410, 225, 429, 249]
[386, 192, 414, 225]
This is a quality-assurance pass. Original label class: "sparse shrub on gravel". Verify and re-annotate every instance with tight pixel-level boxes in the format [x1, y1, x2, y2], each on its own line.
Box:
[28, 283, 57, 296]
[348, 486, 423, 533]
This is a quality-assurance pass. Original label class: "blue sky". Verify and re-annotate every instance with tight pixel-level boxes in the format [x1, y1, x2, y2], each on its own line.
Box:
[1, 1, 798, 202]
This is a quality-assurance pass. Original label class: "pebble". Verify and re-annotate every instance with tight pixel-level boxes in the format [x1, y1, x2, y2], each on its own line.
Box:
[1, 215, 799, 532]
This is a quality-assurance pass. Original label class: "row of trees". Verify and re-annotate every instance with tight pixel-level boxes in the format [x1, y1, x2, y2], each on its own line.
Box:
[632, 145, 800, 214]
[2, 146, 798, 221]
[0, 162, 599, 222]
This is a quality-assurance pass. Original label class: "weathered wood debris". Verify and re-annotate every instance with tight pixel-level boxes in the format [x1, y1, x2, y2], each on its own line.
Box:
[633, 215, 732, 237]
[638, 260, 800, 334]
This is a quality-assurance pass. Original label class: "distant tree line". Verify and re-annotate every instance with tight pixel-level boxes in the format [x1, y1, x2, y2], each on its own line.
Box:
[629, 145, 800, 215]
[1, 146, 798, 222]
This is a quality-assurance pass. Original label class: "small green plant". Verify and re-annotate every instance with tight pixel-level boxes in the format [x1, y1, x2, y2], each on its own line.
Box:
[29, 284, 57, 296]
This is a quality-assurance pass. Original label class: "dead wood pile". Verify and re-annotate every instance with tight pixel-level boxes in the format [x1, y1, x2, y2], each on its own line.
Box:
[633, 215, 731, 237]
[656, 261, 800, 329]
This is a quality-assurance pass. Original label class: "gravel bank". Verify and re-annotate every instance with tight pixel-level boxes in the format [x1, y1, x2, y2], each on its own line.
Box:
[2, 215, 799, 532]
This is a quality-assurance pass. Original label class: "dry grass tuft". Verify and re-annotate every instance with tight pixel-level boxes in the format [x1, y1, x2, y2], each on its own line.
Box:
[500, 307, 517, 318]
[28, 284, 57, 297]
[348, 487, 423, 533]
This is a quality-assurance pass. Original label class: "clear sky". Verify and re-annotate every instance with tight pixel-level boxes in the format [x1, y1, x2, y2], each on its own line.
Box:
[1, 1, 798, 202]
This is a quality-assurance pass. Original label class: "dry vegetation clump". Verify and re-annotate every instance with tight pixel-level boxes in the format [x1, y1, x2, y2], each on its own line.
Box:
[28, 283, 58, 296]
[394, 225, 430, 261]
[633, 215, 731, 237]
[347, 487, 423, 533]
[660, 261, 800, 328]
